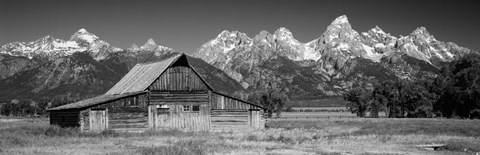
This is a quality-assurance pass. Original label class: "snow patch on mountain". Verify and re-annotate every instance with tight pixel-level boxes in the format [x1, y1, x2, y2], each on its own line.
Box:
[362, 44, 382, 62]
[338, 43, 350, 51]
[303, 46, 321, 61]
[52, 41, 79, 49]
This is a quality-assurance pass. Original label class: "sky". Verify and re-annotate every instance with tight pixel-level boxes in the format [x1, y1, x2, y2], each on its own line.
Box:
[1, 0, 479, 53]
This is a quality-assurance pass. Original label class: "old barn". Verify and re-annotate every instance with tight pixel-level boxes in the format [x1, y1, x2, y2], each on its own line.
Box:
[48, 53, 266, 132]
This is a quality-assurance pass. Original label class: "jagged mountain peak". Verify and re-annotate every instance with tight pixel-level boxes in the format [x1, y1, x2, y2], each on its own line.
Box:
[215, 30, 249, 40]
[274, 27, 294, 40]
[370, 26, 386, 35]
[146, 38, 157, 45]
[218, 30, 231, 37]
[70, 28, 99, 43]
[35, 35, 56, 43]
[411, 26, 429, 35]
[140, 38, 159, 51]
[331, 15, 349, 25]
[408, 26, 437, 43]
[77, 28, 89, 34]
[275, 27, 292, 34]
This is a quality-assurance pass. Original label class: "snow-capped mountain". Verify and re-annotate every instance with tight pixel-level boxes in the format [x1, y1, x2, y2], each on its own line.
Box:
[195, 15, 476, 98]
[125, 38, 174, 56]
[0, 29, 178, 103]
[0, 15, 477, 102]
[0, 28, 121, 61]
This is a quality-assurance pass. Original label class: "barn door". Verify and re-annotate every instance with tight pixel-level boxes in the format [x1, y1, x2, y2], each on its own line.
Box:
[249, 110, 260, 129]
[156, 108, 170, 128]
[89, 109, 107, 131]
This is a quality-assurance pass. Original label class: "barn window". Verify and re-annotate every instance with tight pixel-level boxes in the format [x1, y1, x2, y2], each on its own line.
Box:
[183, 105, 190, 111]
[124, 97, 139, 107]
[192, 105, 200, 111]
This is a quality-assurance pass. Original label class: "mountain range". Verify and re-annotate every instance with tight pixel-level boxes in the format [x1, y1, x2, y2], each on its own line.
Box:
[195, 15, 475, 98]
[0, 15, 477, 103]
[0, 29, 242, 103]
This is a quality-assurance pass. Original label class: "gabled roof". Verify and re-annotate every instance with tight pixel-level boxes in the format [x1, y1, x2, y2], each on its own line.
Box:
[48, 91, 146, 111]
[105, 54, 182, 95]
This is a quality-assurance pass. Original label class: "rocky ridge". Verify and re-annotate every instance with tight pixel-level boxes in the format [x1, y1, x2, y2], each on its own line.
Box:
[195, 15, 475, 98]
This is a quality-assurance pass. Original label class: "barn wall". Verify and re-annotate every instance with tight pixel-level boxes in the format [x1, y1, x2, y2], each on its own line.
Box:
[209, 93, 266, 131]
[78, 94, 148, 131]
[211, 110, 249, 132]
[149, 91, 209, 103]
[210, 93, 261, 110]
[148, 92, 210, 131]
[49, 110, 81, 128]
[149, 66, 209, 92]
[153, 104, 210, 131]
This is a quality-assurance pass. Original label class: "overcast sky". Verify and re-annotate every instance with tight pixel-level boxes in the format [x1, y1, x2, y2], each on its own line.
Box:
[1, 0, 479, 52]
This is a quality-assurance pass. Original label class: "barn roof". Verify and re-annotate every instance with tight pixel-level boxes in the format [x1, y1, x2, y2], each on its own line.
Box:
[105, 54, 182, 95]
[105, 54, 214, 95]
[48, 91, 146, 111]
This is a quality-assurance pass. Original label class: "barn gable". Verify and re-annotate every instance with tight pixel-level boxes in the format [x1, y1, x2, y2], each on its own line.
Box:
[148, 55, 213, 92]
[105, 54, 213, 95]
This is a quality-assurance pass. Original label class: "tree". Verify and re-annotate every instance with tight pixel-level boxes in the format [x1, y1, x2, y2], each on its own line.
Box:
[247, 86, 288, 118]
[435, 53, 480, 118]
[344, 87, 370, 117]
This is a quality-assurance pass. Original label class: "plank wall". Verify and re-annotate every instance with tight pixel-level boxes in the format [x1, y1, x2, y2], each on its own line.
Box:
[210, 93, 261, 110]
[149, 66, 208, 92]
[148, 92, 210, 131]
[80, 94, 148, 131]
[211, 110, 249, 132]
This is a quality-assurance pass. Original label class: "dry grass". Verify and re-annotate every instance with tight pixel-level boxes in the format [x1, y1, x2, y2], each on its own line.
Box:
[0, 117, 479, 155]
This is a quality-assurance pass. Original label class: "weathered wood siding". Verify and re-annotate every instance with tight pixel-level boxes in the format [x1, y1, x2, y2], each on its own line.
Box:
[210, 93, 261, 110]
[211, 110, 249, 132]
[78, 94, 148, 131]
[149, 92, 209, 103]
[49, 110, 81, 127]
[148, 92, 210, 131]
[108, 107, 148, 131]
[89, 109, 107, 131]
[149, 66, 208, 92]
[150, 104, 210, 131]
[210, 93, 266, 130]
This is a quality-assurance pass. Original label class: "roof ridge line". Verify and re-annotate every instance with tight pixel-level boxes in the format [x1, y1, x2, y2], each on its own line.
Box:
[135, 53, 182, 66]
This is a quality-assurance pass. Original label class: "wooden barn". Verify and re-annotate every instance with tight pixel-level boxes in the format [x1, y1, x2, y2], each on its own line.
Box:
[48, 53, 266, 132]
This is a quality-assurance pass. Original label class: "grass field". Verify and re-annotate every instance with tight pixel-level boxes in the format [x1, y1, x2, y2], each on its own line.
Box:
[1, 117, 479, 155]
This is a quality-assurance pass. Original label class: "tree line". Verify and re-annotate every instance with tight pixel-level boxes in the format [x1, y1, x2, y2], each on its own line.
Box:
[0, 97, 73, 117]
[344, 53, 480, 119]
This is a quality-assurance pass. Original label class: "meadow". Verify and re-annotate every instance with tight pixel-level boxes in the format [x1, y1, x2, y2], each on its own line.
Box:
[1, 117, 479, 155]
